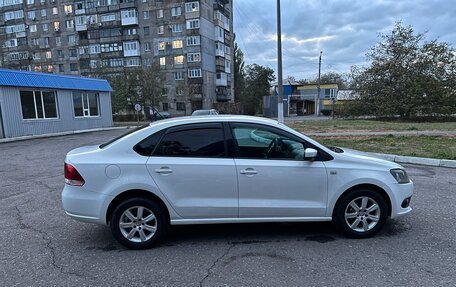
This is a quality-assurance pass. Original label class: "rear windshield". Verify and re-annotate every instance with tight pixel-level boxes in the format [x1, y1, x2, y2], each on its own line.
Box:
[99, 125, 149, 149]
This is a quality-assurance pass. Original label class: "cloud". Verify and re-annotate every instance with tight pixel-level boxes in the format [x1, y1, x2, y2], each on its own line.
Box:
[234, 0, 456, 80]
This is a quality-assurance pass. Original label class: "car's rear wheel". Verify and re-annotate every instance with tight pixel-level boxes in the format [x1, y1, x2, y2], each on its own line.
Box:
[334, 189, 388, 238]
[110, 198, 168, 249]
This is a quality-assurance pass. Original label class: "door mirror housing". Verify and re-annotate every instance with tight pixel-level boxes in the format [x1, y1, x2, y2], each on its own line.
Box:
[304, 148, 318, 161]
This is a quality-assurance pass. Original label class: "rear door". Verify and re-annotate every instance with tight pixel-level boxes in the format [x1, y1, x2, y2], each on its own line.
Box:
[146, 123, 238, 219]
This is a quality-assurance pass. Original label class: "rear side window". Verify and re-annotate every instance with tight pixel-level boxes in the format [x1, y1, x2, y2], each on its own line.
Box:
[133, 130, 164, 156]
[153, 127, 226, 157]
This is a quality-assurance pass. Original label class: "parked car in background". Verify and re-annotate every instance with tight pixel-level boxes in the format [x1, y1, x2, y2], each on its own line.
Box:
[191, 109, 219, 116]
[62, 115, 413, 249]
[150, 111, 170, 121]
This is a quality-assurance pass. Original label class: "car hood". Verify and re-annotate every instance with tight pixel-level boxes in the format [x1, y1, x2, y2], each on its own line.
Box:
[336, 148, 403, 169]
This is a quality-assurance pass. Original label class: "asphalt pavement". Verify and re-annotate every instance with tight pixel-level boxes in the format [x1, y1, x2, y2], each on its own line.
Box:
[0, 129, 455, 286]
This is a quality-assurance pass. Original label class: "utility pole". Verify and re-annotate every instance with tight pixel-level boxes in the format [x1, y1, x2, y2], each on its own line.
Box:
[316, 51, 322, 116]
[276, 0, 284, 123]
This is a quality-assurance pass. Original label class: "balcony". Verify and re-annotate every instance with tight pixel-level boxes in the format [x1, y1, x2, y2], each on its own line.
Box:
[216, 72, 228, 87]
[216, 94, 231, 102]
[76, 24, 87, 31]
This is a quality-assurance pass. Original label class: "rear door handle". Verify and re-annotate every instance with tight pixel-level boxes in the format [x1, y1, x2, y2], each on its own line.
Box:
[240, 168, 257, 175]
[155, 167, 173, 175]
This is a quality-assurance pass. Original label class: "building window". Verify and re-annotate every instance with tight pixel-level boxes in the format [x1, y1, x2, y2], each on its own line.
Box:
[73, 92, 99, 117]
[162, 102, 169, 111]
[172, 39, 183, 49]
[174, 55, 184, 65]
[143, 26, 149, 36]
[176, 102, 186, 111]
[157, 25, 164, 34]
[143, 11, 150, 19]
[186, 19, 199, 29]
[188, 68, 202, 78]
[171, 24, 183, 33]
[156, 9, 163, 19]
[144, 42, 151, 51]
[125, 57, 141, 67]
[186, 35, 200, 46]
[174, 71, 184, 80]
[64, 4, 72, 14]
[187, 52, 201, 62]
[100, 14, 115, 22]
[70, 63, 78, 71]
[68, 34, 76, 45]
[171, 6, 181, 16]
[52, 7, 58, 15]
[159, 57, 166, 67]
[158, 41, 166, 50]
[20, 90, 58, 120]
[185, 2, 199, 13]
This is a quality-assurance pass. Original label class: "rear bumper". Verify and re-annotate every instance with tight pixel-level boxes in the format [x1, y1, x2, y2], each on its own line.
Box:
[389, 181, 414, 219]
[61, 185, 112, 225]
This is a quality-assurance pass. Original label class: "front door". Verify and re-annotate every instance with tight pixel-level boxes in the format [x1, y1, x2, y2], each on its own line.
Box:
[230, 123, 328, 218]
[146, 123, 238, 219]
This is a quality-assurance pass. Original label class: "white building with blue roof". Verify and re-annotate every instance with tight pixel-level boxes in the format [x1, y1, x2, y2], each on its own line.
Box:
[0, 69, 113, 139]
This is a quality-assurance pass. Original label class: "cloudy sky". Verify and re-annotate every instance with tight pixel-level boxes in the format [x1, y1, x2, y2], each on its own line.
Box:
[233, 0, 456, 80]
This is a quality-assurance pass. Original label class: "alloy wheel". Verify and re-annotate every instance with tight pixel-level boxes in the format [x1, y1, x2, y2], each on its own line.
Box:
[119, 206, 157, 243]
[344, 196, 381, 232]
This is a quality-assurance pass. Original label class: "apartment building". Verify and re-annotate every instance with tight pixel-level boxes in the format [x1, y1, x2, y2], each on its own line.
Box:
[0, 0, 234, 115]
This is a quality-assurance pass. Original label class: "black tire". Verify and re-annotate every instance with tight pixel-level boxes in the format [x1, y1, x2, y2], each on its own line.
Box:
[110, 198, 168, 249]
[333, 189, 388, 238]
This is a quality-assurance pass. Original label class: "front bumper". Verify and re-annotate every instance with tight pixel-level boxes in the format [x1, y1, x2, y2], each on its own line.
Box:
[61, 185, 113, 225]
[389, 180, 414, 219]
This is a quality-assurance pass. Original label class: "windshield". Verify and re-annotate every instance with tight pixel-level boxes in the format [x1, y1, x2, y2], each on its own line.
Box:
[99, 125, 149, 149]
[192, 110, 210, 115]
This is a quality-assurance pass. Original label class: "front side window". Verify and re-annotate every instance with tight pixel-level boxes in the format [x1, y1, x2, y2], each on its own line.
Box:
[73, 92, 99, 117]
[20, 90, 58, 120]
[232, 125, 305, 160]
[154, 125, 225, 158]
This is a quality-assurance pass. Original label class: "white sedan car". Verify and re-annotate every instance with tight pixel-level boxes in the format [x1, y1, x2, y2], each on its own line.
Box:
[62, 116, 413, 249]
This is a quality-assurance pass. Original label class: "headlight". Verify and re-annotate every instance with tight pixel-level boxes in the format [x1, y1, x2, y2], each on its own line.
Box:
[390, 169, 410, 184]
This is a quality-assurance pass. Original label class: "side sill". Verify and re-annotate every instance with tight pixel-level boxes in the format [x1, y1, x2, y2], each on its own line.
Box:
[170, 217, 332, 225]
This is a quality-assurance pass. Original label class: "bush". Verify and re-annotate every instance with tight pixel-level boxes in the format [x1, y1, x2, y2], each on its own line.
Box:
[320, 109, 332, 116]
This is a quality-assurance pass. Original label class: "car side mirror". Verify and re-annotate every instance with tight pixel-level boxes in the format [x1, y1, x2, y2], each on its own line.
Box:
[304, 148, 318, 161]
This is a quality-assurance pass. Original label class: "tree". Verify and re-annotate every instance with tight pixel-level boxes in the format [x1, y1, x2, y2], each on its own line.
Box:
[352, 22, 456, 118]
[138, 63, 164, 115]
[233, 39, 246, 101]
[240, 64, 275, 115]
[297, 72, 350, 89]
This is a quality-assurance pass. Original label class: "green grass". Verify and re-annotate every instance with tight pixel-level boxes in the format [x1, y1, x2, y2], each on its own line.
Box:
[314, 135, 456, 160]
[288, 119, 456, 133]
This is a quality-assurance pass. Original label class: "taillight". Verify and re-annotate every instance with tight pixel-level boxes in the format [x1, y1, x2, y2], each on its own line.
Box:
[64, 163, 85, 186]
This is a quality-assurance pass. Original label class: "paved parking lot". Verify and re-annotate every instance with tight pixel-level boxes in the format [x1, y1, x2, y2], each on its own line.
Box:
[1, 129, 455, 286]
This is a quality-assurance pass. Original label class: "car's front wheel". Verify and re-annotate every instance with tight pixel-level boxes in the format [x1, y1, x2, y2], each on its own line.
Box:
[110, 198, 168, 249]
[334, 189, 388, 238]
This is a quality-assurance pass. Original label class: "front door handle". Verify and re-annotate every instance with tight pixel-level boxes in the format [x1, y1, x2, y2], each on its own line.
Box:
[240, 168, 257, 176]
[155, 167, 173, 175]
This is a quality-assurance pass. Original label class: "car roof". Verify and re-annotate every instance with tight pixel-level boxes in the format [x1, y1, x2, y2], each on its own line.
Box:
[149, 115, 280, 128]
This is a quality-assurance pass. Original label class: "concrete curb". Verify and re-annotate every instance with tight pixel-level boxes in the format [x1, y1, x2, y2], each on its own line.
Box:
[0, 126, 132, 144]
[359, 151, 456, 169]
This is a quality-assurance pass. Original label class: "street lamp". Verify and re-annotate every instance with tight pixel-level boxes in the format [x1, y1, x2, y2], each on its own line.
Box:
[276, 0, 284, 123]
[316, 51, 323, 116]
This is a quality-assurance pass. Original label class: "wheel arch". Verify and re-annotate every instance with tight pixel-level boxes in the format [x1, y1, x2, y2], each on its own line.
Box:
[332, 183, 392, 217]
[106, 189, 171, 224]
